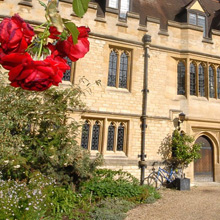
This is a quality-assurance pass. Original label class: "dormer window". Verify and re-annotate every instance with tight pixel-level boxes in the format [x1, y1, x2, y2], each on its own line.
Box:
[108, 0, 130, 19]
[189, 12, 206, 36]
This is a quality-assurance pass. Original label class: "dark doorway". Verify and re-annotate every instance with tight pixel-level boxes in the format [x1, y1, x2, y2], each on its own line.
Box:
[194, 136, 214, 182]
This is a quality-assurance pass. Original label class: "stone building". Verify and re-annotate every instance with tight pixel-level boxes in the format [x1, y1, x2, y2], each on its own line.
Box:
[1, 0, 220, 183]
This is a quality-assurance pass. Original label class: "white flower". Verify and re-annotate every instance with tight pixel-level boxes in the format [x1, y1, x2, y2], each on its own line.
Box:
[49, 155, 54, 159]
[13, 165, 20, 169]
[4, 160, 9, 164]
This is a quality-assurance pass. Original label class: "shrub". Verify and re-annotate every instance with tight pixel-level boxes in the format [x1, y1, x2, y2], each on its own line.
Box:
[0, 172, 91, 220]
[0, 72, 102, 186]
[80, 169, 149, 203]
[89, 198, 135, 220]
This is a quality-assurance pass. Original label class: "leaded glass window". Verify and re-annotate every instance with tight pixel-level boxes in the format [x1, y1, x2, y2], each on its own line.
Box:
[107, 123, 115, 151]
[119, 52, 128, 88]
[108, 0, 118, 8]
[199, 64, 205, 97]
[117, 123, 124, 151]
[190, 63, 196, 95]
[119, 0, 129, 19]
[189, 13, 197, 25]
[217, 68, 220, 99]
[81, 121, 90, 149]
[188, 13, 206, 37]
[63, 57, 72, 81]
[108, 50, 118, 87]
[177, 61, 185, 95]
[209, 66, 215, 98]
[91, 121, 100, 150]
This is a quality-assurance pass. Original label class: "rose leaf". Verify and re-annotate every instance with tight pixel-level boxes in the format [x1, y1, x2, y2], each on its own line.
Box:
[72, 0, 90, 18]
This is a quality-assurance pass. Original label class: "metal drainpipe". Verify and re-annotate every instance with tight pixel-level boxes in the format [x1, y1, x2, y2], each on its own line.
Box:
[139, 34, 151, 185]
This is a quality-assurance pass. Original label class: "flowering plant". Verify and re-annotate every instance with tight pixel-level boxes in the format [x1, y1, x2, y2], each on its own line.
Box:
[0, 0, 90, 91]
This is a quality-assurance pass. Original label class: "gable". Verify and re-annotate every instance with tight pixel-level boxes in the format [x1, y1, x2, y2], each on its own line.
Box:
[190, 1, 204, 12]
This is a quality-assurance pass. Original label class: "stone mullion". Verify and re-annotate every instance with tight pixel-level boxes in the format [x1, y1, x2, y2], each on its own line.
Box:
[206, 62, 209, 99]
[214, 65, 217, 99]
[88, 120, 94, 151]
[126, 51, 131, 90]
[122, 123, 127, 154]
[116, 50, 121, 88]
[196, 62, 199, 96]
[186, 58, 190, 98]
[97, 121, 103, 153]
[114, 123, 119, 152]
[101, 118, 108, 155]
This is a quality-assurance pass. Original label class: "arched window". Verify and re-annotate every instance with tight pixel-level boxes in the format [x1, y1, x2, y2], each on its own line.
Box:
[81, 120, 90, 149]
[217, 68, 220, 99]
[107, 123, 115, 151]
[108, 50, 118, 87]
[177, 61, 185, 95]
[91, 121, 100, 150]
[199, 64, 205, 97]
[190, 63, 196, 95]
[117, 123, 125, 151]
[209, 66, 215, 98]
[119, 52, 128, 88]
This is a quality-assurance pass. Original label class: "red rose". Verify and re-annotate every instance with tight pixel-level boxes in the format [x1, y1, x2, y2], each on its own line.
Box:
[48, 26, 90, 62]
[0, 14, 34, 54]
[1, 51, 70, 91]
[49, 26, 61, 40]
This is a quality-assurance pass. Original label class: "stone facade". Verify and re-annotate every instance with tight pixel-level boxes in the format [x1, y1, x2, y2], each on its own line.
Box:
[1, 0, 220, 183]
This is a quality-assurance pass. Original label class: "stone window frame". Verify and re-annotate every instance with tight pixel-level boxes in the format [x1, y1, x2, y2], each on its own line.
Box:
[80, 117, 129, 156]
[107, 46, 132, 91]
[107, 0, 130, 19]
[62, 57, 76, 83]
[177, 60, 186, 95]
[209, 65, 215, 98]
[187, 9, 207, 37]
[176, 58, 220, 100]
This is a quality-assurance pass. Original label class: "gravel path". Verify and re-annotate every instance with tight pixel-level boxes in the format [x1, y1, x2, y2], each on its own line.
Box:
[125, 183, 220, 220]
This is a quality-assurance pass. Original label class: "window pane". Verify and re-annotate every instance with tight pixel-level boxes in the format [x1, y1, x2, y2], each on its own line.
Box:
[120, 0, 129, 18]
[119, 52, 128, 88]
[199, 64, 205, 97]
[117, 123, 124, 151]
[108, 51, 117, 87]
[81, 121, 90, 149]
[217, 68, 220, 99]
[198, 15, 206, 36]
[209, 66, 215, 98]
[91, 121, 100, 150]
[189, 13, 196, 25]
[107, 123, 115, 151]
[109, 0, 118, 8]
[177, 61, 185, 95]
[63, 57, 72, 81]
[190, 63, 196, 95]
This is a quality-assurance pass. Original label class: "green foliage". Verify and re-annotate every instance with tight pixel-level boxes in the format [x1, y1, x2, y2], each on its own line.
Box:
[80, 169, 149, 203]
[89, 198, 135, 220]
[0, 72, 102, 186]
[0, 172, 90, 220]
[144, 185, 161, 204]
[72, 0, 90, 18]
[159, 129, 201, 172]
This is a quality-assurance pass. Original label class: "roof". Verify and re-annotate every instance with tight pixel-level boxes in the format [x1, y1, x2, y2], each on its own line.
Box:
[92, 0, 220, 35]
[132, 0, 220, 32]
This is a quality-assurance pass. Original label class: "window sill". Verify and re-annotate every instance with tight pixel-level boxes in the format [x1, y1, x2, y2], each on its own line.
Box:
[202, 37, 213, 44]
[106, 87, 130, 93]
[190, 96, 208, 101]
[104, 151, 127, 158]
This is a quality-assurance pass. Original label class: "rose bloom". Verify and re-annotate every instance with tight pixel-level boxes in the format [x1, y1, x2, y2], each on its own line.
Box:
[1, 51, 70, 91]
[0, 14, 34, 54]
[49, 26, 90, 62]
